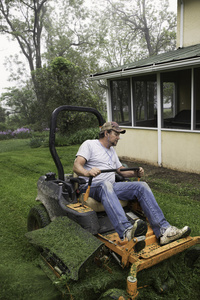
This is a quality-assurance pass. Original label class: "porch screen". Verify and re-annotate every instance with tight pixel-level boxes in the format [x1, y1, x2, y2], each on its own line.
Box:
[133, 80, 157, 127]
[110, 79, 131, 126]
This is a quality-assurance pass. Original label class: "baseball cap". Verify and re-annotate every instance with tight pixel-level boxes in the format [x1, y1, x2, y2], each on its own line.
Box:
[100, 121, 126, 134]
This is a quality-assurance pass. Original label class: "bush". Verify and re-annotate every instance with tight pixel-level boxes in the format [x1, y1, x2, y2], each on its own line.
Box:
[0, 130, 13, 140]
[55, 128, 99, 146]
[29, 137, 44, 148]
[0, 122, 9, 131]
[29, 132, 49, 148]
[12, 127, 32, 139]
[0, 127, 32, 140]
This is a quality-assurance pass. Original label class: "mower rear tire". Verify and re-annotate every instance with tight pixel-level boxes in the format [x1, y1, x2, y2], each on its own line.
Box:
[27, 204, 50, 231]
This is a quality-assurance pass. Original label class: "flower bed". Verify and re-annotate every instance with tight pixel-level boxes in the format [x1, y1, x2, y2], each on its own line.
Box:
[0, 127, 32, 140]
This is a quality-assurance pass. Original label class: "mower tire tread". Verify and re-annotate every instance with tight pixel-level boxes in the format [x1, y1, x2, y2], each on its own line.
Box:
[27, 204, 50, 231]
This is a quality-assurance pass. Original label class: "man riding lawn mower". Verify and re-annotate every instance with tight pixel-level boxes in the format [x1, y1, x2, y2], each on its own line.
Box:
[26, 105, 200, 300]
[73, 120, 191, 246]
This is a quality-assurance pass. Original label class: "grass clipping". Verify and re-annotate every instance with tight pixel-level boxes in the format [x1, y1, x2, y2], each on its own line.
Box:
[25, 217, 103, 281]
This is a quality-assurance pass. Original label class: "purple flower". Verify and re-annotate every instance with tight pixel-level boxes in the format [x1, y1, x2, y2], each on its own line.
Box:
[0, 130, 12, 135]
[12, 127, 30, 135]
[0, 127, 32, 140]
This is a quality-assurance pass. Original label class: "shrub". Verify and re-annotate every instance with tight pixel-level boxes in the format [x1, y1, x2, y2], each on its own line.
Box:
[0, 130, 13, 140]
[29, 137, 44, 148]
[0, 122, 9, 131]
[12, 127, 32, 139]
[0, 127, 32, 140]
[55, 128, 99, 146]
[30, 130, 49, 140]
[29, 132, 49, 148]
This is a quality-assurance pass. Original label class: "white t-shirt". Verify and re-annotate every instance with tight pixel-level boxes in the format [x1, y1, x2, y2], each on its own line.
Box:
[76, 139, 122, 184]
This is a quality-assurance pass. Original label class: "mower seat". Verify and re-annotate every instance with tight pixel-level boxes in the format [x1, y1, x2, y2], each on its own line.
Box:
[70, 173, 128, 212]
[79, 194, 128, 212]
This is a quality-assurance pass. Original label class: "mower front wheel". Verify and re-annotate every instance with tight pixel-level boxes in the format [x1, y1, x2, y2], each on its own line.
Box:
[27, 204, 50, 231]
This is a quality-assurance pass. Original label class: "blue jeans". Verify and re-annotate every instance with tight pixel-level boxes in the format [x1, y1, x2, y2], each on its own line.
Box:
[81, 181, 170, 239]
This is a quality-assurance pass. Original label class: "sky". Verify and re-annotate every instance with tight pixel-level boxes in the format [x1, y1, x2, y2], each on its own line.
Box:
[0, 0, 177, 96]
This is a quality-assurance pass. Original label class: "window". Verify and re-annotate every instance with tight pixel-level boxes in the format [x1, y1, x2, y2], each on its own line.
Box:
[162, 70, 191, 129]
[110, 79, 131, 125]
[194, 67, 200, 130]
[109, 68, 200, 131]
[133, 77, 157, 127]
[162, 82, 176, 120]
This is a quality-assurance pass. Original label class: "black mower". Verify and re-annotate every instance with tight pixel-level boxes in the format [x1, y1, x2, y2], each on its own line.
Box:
[26, 105, 200, 300]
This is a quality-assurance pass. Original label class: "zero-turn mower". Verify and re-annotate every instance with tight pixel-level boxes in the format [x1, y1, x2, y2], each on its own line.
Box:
[26, 105, 200, 299]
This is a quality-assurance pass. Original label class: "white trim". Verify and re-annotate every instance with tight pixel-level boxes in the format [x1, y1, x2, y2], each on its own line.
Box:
[191, 68, 194, 130]
[130, 78, 134, 126]
[119, 126, 200, 134]
[157, 73, 162, 166]
[161, 128, 200, 133]
[122, 126, 157, 131]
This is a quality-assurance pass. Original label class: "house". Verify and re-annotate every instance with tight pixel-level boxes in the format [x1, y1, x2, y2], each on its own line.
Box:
[90, 0, 200, 174]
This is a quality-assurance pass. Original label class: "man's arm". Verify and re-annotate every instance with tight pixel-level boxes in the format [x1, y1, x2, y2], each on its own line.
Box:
[73, 156, 101, 177]
[116, 166, 144, 178]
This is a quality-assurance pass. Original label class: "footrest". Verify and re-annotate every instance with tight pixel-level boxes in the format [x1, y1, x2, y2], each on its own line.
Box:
[140, 236, 193, 259]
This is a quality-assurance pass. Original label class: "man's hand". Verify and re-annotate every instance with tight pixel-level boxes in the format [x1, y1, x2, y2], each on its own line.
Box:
[117, 166, 144, 178]
[87, 167, 101, 177]
[137, 167, 144, 178]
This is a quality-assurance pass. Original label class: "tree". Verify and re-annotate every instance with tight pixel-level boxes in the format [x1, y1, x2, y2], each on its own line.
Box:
[0, 0, 95, 98]
[33, 57, 104, 118]
[0, 0, 48, 88]
[91, 0, 176, 68]
[0, 0, 106, 128]
[0, 83, 36, 127]
[0, 0, 177, 129]
[0, 105, 6, 123]
[0, 57, 105, 129]
[43, 0, 93, 61]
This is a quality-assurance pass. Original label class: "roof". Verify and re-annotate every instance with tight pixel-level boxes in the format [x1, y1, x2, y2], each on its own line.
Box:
[90, 43, 200, 80]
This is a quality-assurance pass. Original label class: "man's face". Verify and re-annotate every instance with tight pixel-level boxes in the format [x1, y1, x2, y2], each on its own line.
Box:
[108, 130, 120, 146]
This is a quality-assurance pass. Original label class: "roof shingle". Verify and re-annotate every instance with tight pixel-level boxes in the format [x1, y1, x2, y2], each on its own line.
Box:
[91, 44, 200, 78]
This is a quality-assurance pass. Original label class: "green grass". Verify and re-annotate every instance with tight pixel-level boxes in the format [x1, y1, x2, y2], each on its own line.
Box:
[0, 138, 30, 152]
[0, 140, 79, 300]
[0, 139, 199, 299]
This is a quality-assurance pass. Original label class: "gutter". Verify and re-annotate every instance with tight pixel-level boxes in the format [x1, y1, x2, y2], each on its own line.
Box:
[89, 57, 200, 81]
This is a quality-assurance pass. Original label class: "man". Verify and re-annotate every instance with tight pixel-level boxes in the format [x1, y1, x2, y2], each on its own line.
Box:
[73, 121, 191, 245]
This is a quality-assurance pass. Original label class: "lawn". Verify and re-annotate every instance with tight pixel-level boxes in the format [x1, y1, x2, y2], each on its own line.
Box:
[0, 139, 199, 300]
[0, 140, 79, 300]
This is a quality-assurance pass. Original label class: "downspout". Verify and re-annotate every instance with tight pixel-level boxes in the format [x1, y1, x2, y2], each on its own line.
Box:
[157, 73, 162, 166]
[179, 0, 184, 48]
[191, 68, 195, 130]
[130, 78, 135, 126]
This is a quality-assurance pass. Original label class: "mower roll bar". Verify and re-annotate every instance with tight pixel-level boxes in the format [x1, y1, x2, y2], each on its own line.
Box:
[49, 105, 105, 181]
